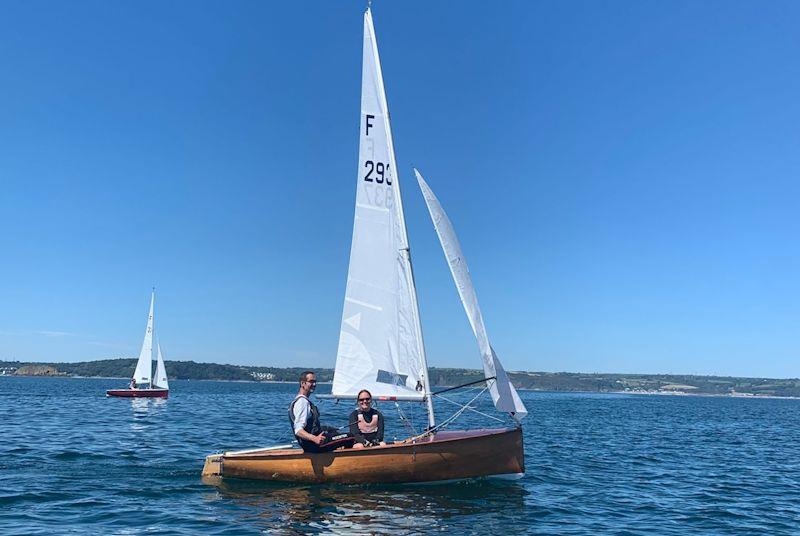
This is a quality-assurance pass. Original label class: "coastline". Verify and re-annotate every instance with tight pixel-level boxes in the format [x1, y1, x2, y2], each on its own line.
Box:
[610, 389, 800, 400]
[0, 375, 331, 385]
[3, 375, 798, 399]
[4, 360, 799, 398]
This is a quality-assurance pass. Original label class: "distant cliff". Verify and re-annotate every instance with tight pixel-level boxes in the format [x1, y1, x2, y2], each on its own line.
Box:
[1, 359, 799, 397]
[14, 365, 65, 376]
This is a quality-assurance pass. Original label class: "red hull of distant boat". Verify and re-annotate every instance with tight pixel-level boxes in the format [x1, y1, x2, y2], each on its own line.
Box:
[106, 389, 169, 398]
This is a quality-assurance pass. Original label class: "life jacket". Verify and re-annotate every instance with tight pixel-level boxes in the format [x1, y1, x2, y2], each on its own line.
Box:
[357, 412, 378, 434]
[288, 395, 322, 448]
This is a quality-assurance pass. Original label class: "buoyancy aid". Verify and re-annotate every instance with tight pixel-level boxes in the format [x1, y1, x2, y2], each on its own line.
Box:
[357, 412, 379, 434]
[288, 395, 322, 449]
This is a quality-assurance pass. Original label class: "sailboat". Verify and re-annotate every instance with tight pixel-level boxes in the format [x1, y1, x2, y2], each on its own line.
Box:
[202, 7, 526, 484]
[107, 290, 170, 398]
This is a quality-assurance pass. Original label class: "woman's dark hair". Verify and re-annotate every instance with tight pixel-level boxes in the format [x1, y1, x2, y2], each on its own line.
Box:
[357, 389, 372, 401]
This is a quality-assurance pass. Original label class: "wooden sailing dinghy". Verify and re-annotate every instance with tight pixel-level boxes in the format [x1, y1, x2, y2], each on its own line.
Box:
[202, 7, 527, 484]
[203, 429, 523, 485]
[107, 290, 170, 398]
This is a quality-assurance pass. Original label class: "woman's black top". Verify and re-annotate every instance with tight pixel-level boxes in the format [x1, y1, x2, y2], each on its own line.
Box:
[348, 408, 384, 446]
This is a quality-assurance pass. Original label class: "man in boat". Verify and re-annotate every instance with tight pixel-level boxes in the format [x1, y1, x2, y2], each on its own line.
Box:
[130, 378, 138, 390]
[289, 371, 354, 453]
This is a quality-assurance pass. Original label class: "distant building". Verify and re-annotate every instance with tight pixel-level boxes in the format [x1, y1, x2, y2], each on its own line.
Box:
[251, 371, 276, 381]
[0, 367, 17, 375]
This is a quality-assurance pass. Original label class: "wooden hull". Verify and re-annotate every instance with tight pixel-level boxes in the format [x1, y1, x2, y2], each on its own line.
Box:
[106, 389, 169, 398]
[202, 427, 524, 484]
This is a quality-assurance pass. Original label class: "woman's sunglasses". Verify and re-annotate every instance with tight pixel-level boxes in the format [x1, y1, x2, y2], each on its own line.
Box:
[358, 397, 371, 402]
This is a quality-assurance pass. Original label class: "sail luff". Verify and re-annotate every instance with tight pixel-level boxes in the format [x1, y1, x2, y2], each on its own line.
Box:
[363, 8, 435, 427]
[415, 169, 528, 420]
[132, 291, 155, 386]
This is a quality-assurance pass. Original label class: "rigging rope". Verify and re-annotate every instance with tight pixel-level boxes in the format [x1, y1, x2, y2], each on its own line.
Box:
[434, 393, 505, 424]
[433, 377, 504, 424]
[406, 386, 490, 442]
[394, 401, 418, 436]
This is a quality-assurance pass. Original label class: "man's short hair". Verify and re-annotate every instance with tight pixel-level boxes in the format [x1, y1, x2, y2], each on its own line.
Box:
[299, 370, 315, 383]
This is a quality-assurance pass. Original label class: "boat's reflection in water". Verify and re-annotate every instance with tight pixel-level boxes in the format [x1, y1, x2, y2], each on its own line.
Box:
[211, 478, 527, 533]
[129, 397, 167, 433]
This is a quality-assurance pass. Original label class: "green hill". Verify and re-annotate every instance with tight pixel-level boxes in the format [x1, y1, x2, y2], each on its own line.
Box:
[2, 359, 799, 397]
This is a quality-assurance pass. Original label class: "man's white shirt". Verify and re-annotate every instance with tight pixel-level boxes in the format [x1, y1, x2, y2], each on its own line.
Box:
[292, 395, 310, 433]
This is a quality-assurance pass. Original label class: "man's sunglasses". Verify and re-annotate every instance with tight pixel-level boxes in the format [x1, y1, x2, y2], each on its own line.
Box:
[303, 380, 317, 384]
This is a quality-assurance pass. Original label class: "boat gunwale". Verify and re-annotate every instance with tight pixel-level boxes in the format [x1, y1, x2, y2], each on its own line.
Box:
[221, 426, 521, 460]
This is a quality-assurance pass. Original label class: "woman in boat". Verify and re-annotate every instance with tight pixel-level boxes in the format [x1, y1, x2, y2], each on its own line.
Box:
[130, 378, 137, 390]
[349, 389, 385, 448]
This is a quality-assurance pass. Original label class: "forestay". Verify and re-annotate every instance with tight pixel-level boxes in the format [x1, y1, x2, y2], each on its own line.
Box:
[333, 9, 428, 402]
[153, 342, 169, 390]
[415, 169, 528, 420]
[132, 291, 155, 386]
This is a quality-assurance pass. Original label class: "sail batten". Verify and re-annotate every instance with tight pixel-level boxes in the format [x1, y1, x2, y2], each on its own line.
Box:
[132, 291, 155, 385]
[415, 169, 528, 420]
[332, 9, 430, 410]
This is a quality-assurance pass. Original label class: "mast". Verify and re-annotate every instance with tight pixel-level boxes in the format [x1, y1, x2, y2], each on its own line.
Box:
[404, 248, 436, 428]
[364, 8, 435, 428]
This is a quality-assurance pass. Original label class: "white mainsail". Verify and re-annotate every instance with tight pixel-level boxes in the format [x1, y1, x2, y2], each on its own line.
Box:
[132, 291, 155, 386]
[415, 169, 528, 421]
[333, 8, 432, 410]
[153, 342, 169, 390]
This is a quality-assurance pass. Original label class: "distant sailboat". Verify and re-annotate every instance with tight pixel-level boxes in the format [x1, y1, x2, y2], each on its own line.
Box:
[203, 7, 525, 484]
[107, 290, 170, 398]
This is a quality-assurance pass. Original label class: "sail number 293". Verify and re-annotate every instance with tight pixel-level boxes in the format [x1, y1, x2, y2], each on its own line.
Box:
[364, 161, 392, 185]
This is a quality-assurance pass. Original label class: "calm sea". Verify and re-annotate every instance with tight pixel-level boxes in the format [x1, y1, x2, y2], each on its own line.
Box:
[1, 377, 799, 534]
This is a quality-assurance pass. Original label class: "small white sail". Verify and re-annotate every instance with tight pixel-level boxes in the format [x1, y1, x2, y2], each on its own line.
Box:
[153, 342, 169, 390]
[333, 8, 430, 404]
[132, 291, 155, 386]
[415, 169, 528, 420]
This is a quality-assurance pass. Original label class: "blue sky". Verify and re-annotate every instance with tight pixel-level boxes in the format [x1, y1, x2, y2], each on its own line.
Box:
[1, 1, 798, 377]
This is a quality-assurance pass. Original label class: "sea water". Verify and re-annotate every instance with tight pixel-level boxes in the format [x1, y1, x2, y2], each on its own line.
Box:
[1, 376, 799, 534]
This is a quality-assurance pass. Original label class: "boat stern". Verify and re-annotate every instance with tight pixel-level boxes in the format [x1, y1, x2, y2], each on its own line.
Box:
[202, 453, 223, 477]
